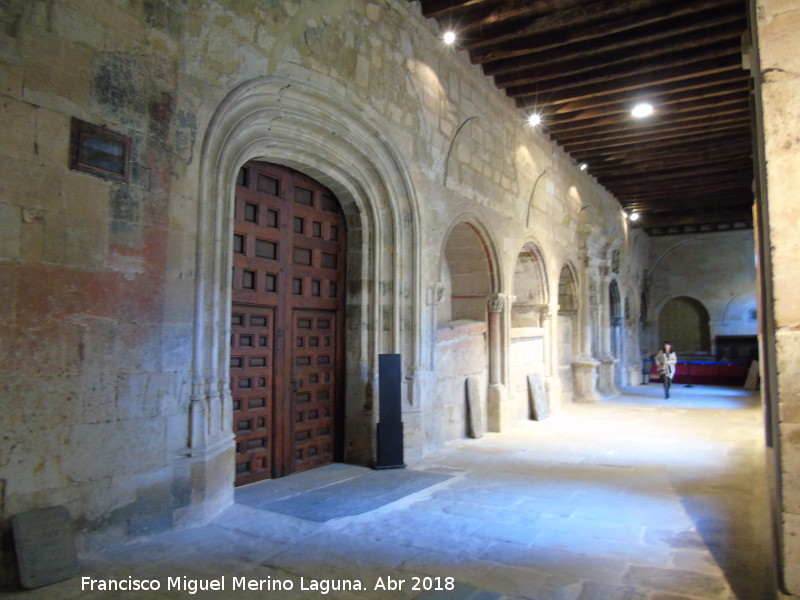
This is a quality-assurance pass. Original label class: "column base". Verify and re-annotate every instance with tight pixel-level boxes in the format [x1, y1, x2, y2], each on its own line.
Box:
[572, 358, 602, 403]
[598, 358, 621, 396]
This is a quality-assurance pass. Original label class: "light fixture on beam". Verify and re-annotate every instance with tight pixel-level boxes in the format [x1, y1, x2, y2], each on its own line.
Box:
[631, 103, 653, 118]
[527, 112, 542, 127]
[579, 163, 588, 171]
[629, 212, 641, 222]
[443, 30, 456, 45]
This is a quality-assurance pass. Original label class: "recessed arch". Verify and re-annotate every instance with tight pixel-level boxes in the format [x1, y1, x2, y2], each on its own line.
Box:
[722, 290, 758, 324]
[558, 261, 579, 315]
[658, 296, 711, 353]
[192, 75, 421, 477]
[557, 261, 580, 402]
[440, 220, 499, 322]
[511, 241, 549, 327]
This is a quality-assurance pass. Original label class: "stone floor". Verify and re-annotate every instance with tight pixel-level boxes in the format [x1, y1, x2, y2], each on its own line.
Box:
[3, 384, 776, 600]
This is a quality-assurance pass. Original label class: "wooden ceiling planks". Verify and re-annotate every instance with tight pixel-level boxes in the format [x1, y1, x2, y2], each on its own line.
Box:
[411, 0, 755, 234]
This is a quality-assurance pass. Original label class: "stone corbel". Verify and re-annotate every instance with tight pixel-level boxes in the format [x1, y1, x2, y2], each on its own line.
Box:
[428, 282, 446, 305]
[536, 303, 552, 323]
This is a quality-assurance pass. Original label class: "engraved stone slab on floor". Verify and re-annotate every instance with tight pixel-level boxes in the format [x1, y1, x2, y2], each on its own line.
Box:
[11, 505, 79, 589]
[237, 464, 452, 521]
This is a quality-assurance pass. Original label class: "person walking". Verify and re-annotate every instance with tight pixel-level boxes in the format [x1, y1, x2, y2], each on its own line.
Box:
[655, 341, 677, 399]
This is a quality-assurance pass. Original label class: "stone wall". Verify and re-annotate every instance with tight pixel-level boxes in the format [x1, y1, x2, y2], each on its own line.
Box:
[509, 329, 547, 419]
[0, 0, 642, 568]
[643, 230, 756, 358]
[753, 0, 800, 595]
[433, 320, 488, 444]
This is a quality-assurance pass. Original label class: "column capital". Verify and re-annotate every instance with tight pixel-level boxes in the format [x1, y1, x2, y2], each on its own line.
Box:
[487, 293, 506, 313]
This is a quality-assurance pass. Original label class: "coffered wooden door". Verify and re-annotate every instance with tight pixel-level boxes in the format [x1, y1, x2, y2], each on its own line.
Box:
[231, 160, 346, 486]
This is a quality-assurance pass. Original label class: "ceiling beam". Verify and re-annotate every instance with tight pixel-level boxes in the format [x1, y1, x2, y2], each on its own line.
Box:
[549, 103, 751, 140]
[566, 124, 751, 158]
[572, 133, 752, 162]
[616, 182, 753, 205]
[531, 71, 749, 112]
[417, 0, 490, 19]
[489, 18, 743, 86]
[515, 62, 744, 111]
[547, 93, 749, 131]
[590, 154, 753, 179]
[456, 0, 600, 37]
[563, 119, 751, 153]
[596, 160, 753, 185]
[508, 50, 742, 99]
[467, 0, 741, 63]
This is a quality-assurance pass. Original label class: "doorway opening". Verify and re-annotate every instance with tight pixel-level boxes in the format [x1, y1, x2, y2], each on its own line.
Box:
[231, 160, 346, 486]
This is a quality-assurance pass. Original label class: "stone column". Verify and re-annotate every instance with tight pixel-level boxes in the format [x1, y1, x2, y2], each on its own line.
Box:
[543, 301, 562, 411]
[487, 294, 508, 431]
[573, 256, 601, 402]
[598, 269, 620, 396]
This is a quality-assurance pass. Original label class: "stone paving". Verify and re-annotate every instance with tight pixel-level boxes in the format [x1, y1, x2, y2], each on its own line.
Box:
[2, 385, 775, 600]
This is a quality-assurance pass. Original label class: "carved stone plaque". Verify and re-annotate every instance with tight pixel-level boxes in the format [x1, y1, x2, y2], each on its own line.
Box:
[11, 506, 78, 589]
[527, 373, 549, 421]
[466, 376, 485, 438]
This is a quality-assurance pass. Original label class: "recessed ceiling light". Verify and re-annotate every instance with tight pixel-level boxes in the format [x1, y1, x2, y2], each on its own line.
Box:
[579, 163, 588, 171]
[629, 212, 641, 221]
[528, 113, 542, 127]
[632, 103, 653, 118]
[443, 31, 456, 45]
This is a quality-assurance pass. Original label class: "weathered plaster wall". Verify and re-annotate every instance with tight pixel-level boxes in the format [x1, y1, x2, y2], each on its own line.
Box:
[509, 330, 546, 419]
[643, 230, 756, 357]
[433, 320, 488, 444]
[755, 0, 800, 595]
[0, 0, 643, 572]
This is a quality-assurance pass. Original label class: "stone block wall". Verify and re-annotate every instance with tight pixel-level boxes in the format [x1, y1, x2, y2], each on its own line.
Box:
[0, 0, 644, 568]
[754, 0, 800, 595]
[509, 329, 547, 420]
[433, 320, 488, 444]
[644, 230, 757, 357]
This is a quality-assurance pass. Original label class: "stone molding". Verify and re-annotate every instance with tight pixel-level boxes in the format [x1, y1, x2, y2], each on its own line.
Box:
[193, 75, 421, 462]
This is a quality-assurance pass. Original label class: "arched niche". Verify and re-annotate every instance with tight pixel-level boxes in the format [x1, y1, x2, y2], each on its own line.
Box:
[433, 219, 502, 443]
[440, 222, 496, 322]
[658, 296, 711, 354]
[557, 262, 579, 400]
[511, 242, 549, 328]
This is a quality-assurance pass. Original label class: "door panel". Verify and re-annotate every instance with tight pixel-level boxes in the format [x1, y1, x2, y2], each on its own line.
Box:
[231, 305, 275, 485]
[292, 310, 338, 472]
[231, 160, 346, 486]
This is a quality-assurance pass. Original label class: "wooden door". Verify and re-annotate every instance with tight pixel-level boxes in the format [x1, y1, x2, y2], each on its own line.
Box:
[231, 161, 346, 485]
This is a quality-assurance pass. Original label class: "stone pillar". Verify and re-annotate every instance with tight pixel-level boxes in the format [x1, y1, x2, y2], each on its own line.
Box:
[753, 2, 800, 595]
[598, 271, 620, 396]
[573, 256, 601, 403]
[487, 294, 508, 431]
[543, 301, 563, 411]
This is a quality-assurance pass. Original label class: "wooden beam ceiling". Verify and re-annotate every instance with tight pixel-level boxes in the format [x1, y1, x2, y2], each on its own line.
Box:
[411, 0, 755, 233]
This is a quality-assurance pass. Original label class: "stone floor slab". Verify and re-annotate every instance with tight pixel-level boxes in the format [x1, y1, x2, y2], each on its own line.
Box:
[1, 385, 774, 600]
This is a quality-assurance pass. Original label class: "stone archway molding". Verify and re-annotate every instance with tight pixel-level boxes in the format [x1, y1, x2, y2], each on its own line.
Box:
[189, 75, 421, 510]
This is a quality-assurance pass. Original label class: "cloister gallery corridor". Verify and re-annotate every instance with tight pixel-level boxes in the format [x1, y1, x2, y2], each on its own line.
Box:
[5, 385, 772, 600]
